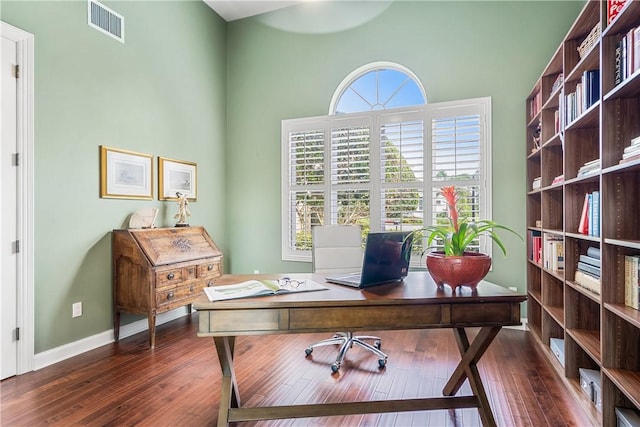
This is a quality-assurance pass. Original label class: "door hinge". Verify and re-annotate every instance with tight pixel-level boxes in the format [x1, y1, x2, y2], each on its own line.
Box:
[15, 328, 20, 341]
[13, 153, 19, 166]
[13, 240, 20, 254]
[14, 64, 20, 79]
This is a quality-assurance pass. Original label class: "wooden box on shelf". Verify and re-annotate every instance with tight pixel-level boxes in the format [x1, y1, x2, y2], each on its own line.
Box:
[112, 226, 223, 348]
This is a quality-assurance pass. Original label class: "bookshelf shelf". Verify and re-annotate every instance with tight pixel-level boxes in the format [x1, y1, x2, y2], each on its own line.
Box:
[566, 279, 601, 303]
[545, 304, 565, 328]
[603, 368, 640, 408]
[604, 303, 640, 329]
[526, 2, 640, 424]
[566, 328, 602, 364]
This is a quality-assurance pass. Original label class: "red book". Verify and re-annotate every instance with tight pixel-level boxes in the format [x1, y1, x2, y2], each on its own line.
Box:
[578, 193, 590, 235]
[608, 0, 627, 24]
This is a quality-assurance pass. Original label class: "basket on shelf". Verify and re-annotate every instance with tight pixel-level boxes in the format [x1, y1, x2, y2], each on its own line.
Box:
[578, 22, 601, 59]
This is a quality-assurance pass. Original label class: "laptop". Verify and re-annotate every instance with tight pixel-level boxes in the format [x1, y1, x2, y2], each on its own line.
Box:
[325, 231, 414, 288]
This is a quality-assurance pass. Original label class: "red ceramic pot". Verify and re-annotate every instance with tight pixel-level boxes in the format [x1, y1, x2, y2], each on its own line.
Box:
[426, 251, 492, 290]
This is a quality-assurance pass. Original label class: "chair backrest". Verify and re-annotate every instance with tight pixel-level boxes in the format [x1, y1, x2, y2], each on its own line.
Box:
[312, 225, 364, 274]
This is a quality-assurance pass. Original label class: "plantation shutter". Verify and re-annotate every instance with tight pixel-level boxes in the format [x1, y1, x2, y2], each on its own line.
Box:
[286, 127, 326, 253]
[329, 124, 371, 224]
[430, 112, 484, 253]
[379, 115, 425, 233]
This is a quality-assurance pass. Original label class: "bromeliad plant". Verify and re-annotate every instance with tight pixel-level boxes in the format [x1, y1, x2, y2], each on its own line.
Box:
[415, 186, 521, 256]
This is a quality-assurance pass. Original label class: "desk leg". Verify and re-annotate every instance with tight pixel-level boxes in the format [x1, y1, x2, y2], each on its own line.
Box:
[443, 327, 500, 427]
[214, 336, 240, 427]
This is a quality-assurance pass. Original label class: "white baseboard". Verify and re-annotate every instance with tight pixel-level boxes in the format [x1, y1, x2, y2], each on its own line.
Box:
[504, 317, 529, 331]
[33, 307, 192, 371]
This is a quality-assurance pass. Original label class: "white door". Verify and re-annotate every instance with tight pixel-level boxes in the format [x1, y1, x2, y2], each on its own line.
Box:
[1, 21, 34, 379]
[1, 34, 19, 379]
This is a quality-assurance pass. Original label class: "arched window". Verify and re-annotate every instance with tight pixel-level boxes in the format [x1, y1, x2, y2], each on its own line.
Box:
[330, 62, 426, 115]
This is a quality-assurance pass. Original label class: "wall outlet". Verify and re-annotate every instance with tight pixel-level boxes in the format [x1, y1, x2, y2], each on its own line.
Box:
[72, 302, 82, 318]
[253, 269, 260, 274]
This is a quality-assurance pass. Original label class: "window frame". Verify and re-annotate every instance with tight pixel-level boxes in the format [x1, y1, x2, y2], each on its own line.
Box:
[281, 97, 492, 264]
[329, 62, 427, 115]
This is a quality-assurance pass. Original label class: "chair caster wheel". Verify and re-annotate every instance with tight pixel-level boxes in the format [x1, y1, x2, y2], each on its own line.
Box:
[378, 358, 387, 368]
[305, 347, 313, 356]
[331, 363, 340, 373]
[374, 340, 381, 349]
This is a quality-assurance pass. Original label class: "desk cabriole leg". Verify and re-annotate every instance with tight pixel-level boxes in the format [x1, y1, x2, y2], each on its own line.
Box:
[444, 327, 500, 427]
[214, 336, 240, 427]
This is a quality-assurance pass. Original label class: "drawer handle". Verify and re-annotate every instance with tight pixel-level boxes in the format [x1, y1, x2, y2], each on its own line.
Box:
[207, 281, 214, 287]
[207, 264, 214, 271]
[189, 285, 195, 292]
[167, 273, 175, 280]
[167, 292, 175, 300]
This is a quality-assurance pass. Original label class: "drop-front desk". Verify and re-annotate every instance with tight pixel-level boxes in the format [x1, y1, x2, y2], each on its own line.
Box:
[194, 271, 526, 427]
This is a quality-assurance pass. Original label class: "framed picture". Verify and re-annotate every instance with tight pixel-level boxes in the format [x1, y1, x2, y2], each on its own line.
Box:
[100, 146, 153, 200]
[158, 157, 197, 201]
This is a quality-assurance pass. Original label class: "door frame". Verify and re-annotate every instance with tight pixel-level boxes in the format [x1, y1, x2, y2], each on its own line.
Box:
[1, 21, 34, 375]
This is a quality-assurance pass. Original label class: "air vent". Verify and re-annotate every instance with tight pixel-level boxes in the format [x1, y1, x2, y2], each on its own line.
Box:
[87, 0, 124, 43]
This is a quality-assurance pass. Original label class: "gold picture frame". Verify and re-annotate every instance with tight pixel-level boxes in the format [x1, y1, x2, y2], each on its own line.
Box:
[100, 146, 153, 200]
[158, 157, 197, 201]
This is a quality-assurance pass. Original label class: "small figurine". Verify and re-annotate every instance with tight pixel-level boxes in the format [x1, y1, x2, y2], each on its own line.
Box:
[174, 192, 191, 227]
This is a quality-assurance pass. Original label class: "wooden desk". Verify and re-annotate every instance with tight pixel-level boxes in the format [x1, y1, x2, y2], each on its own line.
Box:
[194, 272, 527, 427]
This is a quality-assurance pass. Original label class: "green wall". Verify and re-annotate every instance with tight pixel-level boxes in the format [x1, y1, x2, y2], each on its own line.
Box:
[1, 0, 227, 352]
[224, 1, 584, 289]
[1, 0, 584, 355]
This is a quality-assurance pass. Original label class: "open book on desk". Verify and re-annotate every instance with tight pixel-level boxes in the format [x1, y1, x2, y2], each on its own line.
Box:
[203, 279, 328, 302]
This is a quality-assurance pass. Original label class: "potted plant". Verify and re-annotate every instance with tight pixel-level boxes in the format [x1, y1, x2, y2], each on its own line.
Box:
[409, 186, 522, 290]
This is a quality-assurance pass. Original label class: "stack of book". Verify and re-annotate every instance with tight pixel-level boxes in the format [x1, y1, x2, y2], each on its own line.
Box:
[575, 247, 601, 294]
[552, 174, 564, 185]
[532, 177, 542, 190]
[624, 255, 640, 310]
[543, 234, 564, 271]
[578, 191, 600, 237]
[620, 135, 640, 164]
[577, 159, 601, 177]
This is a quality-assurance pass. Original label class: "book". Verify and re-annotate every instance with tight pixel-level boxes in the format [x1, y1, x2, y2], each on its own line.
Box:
[203, 279, 328, 301]
[578, 193, 590, 235]
[608, 0, 627, 25]
[616, 40, 623, 85]
[590, 191, 600, 237]
[543, 234, 563, 271]
[574, 270, 601, 295]
[529, 230, 542, 264]
[588, 192, 594, 237]
[624, 255, 640, 309]
[579, 254, 601, 268]
[578, 261, 600, 278]
[587, 246, 601, 260]
[635, 26, 640, 74]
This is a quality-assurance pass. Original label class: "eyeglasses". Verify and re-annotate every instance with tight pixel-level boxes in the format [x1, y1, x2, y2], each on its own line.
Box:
[277, 277, 305, 289]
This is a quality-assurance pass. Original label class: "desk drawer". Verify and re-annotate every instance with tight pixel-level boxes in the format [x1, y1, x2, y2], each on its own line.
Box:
[156, 282, 201, 307]
[198, 260, 222, 278]
[156, 269, 183, 288]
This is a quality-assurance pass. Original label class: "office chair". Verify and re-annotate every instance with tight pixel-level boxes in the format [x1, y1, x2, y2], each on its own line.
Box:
[305, 224, 388, 372]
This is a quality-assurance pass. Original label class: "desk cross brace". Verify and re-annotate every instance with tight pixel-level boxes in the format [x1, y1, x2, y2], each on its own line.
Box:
[213, 326, 501, 427]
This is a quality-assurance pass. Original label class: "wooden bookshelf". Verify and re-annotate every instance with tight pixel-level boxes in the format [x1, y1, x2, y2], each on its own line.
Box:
[526, 1, 640, 424]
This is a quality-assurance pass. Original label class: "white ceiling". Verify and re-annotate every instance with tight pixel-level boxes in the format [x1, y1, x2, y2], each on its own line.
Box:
[204, 1, 301, 22]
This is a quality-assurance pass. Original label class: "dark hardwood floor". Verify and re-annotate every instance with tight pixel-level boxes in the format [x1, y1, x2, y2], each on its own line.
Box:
[1, 314, 596, 426]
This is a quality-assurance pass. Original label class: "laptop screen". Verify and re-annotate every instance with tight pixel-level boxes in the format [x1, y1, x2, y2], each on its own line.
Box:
[360, 231, 413, 286]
